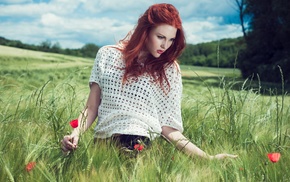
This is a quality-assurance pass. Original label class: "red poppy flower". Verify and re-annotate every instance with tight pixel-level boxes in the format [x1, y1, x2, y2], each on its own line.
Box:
[267, 153, 281, 163]
[134, 144, 144, 151]
[26, 162, 36, 172]
[70, 119, 78, 128]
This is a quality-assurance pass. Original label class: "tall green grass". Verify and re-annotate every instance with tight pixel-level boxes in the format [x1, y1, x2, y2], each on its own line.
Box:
[0, 50, 290, 181]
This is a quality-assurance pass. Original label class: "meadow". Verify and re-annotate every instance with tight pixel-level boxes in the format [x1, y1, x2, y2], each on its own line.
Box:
[0, 45, 289, 182]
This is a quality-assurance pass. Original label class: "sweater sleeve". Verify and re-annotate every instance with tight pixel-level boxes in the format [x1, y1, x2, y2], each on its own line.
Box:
[156, 63, 184, 132]
[89, 46, 109, 87]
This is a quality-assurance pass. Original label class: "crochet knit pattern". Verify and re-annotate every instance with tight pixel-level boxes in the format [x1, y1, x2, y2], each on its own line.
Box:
[89, 46, 183, 140]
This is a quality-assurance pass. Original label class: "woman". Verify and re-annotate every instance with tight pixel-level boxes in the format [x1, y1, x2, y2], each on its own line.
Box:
[61, 3, 237, 159]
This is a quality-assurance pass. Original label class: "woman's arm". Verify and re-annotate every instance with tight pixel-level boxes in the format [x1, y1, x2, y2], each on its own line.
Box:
[161, 126, 238, 160]
[61, 83, 101, 152]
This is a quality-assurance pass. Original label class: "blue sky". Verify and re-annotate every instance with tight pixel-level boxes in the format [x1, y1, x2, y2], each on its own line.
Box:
[0, 0, 242, 48]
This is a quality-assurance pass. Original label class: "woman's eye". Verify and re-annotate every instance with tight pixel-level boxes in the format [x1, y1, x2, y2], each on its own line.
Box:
[157, 36, 164, 39]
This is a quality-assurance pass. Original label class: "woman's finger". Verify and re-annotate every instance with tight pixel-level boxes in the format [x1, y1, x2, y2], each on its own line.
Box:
[72, 136, 79, 148]
[214, 153, 238, 159]
[227, 154, 238, 158]
[61, 135, 74, 150]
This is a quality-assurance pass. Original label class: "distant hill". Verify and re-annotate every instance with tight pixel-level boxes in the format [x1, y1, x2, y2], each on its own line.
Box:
[0, 36, 99, 59]
[0, 45, 92, 71]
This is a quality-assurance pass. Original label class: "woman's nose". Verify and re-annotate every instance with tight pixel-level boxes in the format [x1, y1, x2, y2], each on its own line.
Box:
[161, 41, 167, 49]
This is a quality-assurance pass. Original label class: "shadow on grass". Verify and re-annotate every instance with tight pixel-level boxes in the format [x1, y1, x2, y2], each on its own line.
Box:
[182, 75, 290, 96]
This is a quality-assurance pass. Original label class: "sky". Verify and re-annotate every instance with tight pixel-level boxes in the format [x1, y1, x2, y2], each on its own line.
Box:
[0, 0, 243, 49]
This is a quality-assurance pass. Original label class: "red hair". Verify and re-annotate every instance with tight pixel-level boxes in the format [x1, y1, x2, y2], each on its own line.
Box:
[120, 3, 186, 89]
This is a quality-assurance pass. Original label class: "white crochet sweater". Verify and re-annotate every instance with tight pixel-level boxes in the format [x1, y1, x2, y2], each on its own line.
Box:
[89, 45, 183, 140]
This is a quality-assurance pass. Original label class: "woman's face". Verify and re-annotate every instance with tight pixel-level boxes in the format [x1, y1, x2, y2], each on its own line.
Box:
[145, 24, 177, 58]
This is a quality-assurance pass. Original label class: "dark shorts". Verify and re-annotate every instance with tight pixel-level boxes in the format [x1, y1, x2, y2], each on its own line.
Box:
[112, 134, 150, 150]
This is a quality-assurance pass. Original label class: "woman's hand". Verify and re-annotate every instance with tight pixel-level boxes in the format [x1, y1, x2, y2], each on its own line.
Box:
[61, 134, 79, 153]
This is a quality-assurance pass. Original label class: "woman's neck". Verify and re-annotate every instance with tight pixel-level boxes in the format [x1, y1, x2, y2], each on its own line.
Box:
[138, 50, 150, 64]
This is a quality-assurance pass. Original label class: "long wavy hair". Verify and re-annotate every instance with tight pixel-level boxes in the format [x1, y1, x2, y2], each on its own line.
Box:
[119, 3, 186, 90]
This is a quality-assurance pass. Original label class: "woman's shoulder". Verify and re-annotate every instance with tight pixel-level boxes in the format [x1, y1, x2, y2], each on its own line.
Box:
[173, 60, 181, 71]
[98, 44, 123, 55]
[166, 60, 181, 74]
[95, 45, 124, 66]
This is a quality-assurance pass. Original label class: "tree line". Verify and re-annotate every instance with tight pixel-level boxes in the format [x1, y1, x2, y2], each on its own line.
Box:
[179, 37, 245, 68]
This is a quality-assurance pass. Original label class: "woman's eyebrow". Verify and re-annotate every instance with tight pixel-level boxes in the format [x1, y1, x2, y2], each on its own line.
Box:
[157, 33, 175, 39]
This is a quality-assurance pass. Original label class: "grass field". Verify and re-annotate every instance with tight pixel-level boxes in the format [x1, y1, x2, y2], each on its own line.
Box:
[0, 45, 290, 181]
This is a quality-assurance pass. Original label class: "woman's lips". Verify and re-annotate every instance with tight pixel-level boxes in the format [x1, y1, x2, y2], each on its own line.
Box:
[157, 50, 164, 54]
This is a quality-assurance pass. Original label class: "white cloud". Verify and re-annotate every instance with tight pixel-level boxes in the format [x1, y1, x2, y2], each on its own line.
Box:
[81, 0, 150, 14]
[0, 1, 79, 17]
[0, 0, 32, 3]
[41, 13, 62, 26]
[183, 17, 241, 44]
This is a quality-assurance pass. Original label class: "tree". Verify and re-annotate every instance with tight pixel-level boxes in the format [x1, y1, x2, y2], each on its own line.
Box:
[40, 40, 52, 52]
[51, 42, 62, 53]
[80, 43, 99, 58]
[234, 0, 248, 40]
[238, 0, 290, 83]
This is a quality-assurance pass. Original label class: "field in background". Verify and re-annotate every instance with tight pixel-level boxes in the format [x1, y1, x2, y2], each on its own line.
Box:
[1, 46, 289, 181]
